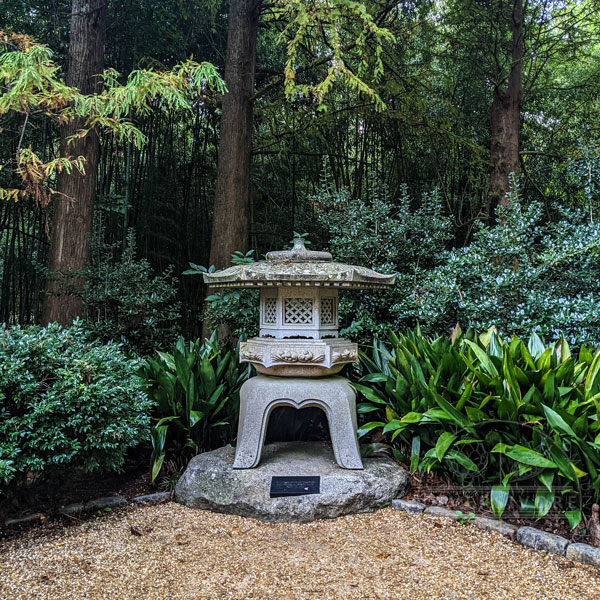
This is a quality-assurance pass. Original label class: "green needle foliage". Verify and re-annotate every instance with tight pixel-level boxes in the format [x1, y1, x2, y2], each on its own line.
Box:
[356, 326, 600, 528]
[275, 0, 395, 110]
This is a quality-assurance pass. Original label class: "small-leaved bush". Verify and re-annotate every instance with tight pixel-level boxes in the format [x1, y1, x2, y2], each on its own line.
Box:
[394, 196, 600, 344]
[0, 322, 152, 499]
[82, 229, 181, 356]
[313, 173, 600, 345]
[314, 174, 452, 272]
[355, 327, 600, 528]
[313, 171, 452, 342]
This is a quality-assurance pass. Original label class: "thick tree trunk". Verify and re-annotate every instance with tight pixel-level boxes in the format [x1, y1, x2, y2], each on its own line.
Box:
[486, 0, 523, 218]
[41, 0, 106, 325]
[208, 0, 262, 270]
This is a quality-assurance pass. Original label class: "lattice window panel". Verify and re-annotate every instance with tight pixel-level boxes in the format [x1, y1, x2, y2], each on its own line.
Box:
[263, 298, 277, 324]
[321, 297, 336, 324]
[284, 298, 313, 324]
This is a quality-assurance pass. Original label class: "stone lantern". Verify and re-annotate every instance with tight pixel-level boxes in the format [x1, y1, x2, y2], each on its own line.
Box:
[203, 239, 395, 470]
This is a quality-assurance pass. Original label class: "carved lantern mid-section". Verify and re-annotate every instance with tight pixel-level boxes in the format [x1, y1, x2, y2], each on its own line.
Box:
[203, 239, 395, 376]
[259, 287, 338, 340]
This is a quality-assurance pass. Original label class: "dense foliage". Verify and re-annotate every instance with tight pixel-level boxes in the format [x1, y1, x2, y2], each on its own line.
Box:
[2, 0, 600, 516]
[2, 2, 600, 341]
[314, 177, 600, 345]
[404, 200, 600, 344]
[138, 332, 250, 483]
[191, 250, 259, 339]
[82, 230, 182, 356]
[355, 327, 600, 527]
[0, 323, 152, 495]
[312, 169, 452, 340]
[0, 29, 225, 205]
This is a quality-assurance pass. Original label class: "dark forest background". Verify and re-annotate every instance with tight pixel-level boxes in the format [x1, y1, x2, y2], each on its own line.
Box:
[2, 0, 600, 347]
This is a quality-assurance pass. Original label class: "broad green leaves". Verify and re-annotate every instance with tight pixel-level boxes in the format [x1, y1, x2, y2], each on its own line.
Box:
[491, 444, 557, 469]
[435, 432, 456, 461]
[491, 485, 510, 518]
[138, 333, 249, 483]
[356, 328, 600, 524]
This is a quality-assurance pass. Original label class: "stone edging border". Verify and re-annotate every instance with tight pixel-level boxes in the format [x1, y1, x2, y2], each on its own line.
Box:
[392, 498, 600, 569]
[3, 491, 171, 528]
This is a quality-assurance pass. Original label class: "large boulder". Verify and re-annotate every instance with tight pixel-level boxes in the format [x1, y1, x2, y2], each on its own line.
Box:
[175, 441, 409, 523]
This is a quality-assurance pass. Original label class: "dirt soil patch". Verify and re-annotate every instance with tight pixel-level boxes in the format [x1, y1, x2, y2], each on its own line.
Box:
[3, 458, 154, 521]
[405, 470, 594, 545]
[1, 502, 599, 600]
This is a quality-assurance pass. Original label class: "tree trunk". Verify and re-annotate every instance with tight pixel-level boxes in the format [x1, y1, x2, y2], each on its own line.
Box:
[41, 0, 106, 325]
[208, 0, 262, 270]
[486, 0, 523, 218]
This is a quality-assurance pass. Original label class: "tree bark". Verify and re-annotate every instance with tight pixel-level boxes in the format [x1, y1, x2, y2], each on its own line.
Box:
[486, 0, 523, 218]
[208, 0, 262, 270]
[41, 0, 106, 325]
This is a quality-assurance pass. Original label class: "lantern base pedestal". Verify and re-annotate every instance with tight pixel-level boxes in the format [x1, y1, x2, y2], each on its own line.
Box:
[233, 375, 362, 470]
[174, 442, 410, 523]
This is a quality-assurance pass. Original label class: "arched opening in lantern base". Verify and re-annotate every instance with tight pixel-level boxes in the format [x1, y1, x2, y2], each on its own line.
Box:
[265, 406, 330, 443]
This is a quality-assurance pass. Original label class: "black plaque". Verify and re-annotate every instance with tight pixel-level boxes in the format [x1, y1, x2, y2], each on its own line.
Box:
[270, 476, 320, 498]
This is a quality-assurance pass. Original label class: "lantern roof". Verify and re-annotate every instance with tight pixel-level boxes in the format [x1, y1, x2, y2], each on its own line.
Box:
[203, 239, 396, 290]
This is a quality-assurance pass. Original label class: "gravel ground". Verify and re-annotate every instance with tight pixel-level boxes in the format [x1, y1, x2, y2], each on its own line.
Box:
[1, 503, 599, 600]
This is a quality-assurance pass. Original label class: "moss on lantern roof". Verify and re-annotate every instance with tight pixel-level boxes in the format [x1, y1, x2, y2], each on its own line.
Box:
[202, 239, 396, 290]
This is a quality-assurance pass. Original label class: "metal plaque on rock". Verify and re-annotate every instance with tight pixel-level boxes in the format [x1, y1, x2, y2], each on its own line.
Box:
[270, 476, 320, 497]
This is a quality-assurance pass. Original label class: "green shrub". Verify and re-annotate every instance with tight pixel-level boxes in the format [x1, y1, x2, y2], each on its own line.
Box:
[314, 177, 452, 272]
[395, 198, 600, 344]
[185, 250, 259, 339]
[82, 229, 182, 356]
[0, 322, 152, 494]
[203, 287, 259, 339]
[313, 172, 600, 345]
[356, 327, 600, 528]
[138, 332, 251, 483]
[313, 172, 452, 343]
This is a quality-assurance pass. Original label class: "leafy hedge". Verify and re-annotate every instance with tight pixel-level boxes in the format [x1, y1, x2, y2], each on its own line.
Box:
[355, 327, 600, 528]
[313, 173, 600, 345]
[394, 200, 600, 344]
[0, 323, 152, 494]
[82, 230, 181, 356]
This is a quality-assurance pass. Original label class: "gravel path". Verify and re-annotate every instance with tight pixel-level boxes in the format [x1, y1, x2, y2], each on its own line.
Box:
[1, 502, 599, 600]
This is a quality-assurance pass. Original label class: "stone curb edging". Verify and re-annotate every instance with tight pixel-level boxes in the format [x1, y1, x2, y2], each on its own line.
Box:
[4, 491, 171, 528]
[391, 498, 600, 569]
